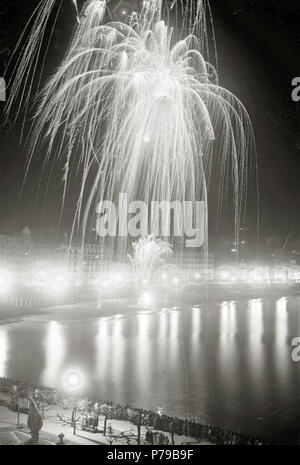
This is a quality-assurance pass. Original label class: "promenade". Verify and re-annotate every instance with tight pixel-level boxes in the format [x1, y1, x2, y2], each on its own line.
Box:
[0, 402, 210, 446]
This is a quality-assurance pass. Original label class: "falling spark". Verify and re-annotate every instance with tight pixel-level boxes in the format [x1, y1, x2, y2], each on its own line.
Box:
[72, 0, 81, 24]
[5, 0, 62, 121]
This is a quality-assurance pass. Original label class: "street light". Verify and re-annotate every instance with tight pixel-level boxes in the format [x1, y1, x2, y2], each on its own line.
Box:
[50, 270, 70, 295]
[65, 371, 82, 435]
[12, 385, 20, 427]
[0, 270, 13, 294]
[138, 292, 152, 308]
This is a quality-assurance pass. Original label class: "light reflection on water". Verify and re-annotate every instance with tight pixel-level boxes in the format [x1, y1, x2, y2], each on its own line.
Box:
[1, 296, 300, 439]
[248, 299, 264, 385]
[42, 321, 66, 387]
[274, 297, 290, 397]
[0, 327, 8, 377]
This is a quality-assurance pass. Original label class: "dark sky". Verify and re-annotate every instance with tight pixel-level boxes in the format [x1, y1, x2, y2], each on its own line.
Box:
[211, 0, 300, 246]
[0, 0, 299, 246]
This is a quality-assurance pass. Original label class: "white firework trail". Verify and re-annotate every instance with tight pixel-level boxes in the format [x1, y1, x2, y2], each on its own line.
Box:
[72, 0, 81, 24]
[5, 0, 61, 121]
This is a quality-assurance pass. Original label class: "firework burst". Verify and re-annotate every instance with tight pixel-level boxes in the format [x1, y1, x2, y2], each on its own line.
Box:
[128, 235, 173, 289]
[6, 1, 256, 256]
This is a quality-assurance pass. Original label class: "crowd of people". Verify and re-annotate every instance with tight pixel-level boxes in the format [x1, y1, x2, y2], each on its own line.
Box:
[88, 400, 270, 445]
[0, 377, 270, 445]
[80, 412, 99, 432]
[145, 430, 171, 445]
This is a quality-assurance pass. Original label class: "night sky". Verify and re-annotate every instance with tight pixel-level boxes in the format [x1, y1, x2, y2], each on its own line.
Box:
[0, 0, 299, 251]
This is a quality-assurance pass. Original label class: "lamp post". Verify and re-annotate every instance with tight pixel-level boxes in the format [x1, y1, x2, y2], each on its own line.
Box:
[66, 372, 82, 435]
[136, 412, 144, 445]
[12, 384, 20, 427]
[72, 400, 77, 435]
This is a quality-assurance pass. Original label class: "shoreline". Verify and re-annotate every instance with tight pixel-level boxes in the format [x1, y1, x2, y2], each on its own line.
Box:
[0, 377, 268, 445]
[0, 284, 298, 324]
